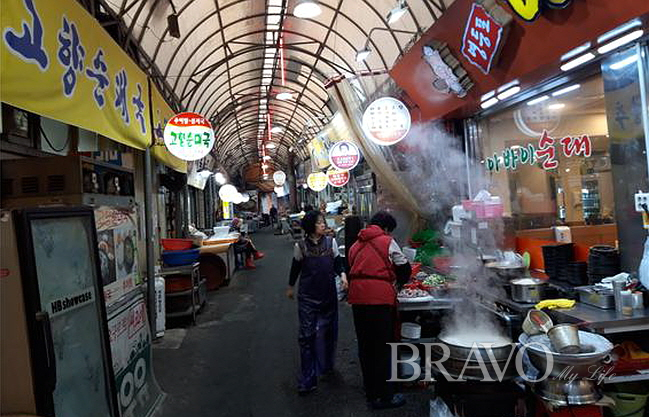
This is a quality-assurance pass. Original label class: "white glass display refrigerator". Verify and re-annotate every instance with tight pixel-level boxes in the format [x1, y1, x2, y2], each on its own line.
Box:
[1, 207, 119, 417]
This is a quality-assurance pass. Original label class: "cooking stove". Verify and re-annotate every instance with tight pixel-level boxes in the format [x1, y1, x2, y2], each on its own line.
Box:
[434, 380, 525, 417]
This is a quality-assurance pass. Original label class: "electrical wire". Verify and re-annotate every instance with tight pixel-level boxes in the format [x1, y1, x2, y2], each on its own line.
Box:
[40, 125, 70, 153]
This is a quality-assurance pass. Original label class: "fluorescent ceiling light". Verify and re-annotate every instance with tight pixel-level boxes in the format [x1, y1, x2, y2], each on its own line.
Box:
[266, 143, 277, 149]
[548, 103, 565, 110]
[276, 92, 293, 100]
[598, 19, 642, 44]
[198, 169, 213, 177]
[560, 52, 595, 71]
[496, 85, 521, 100]
[293, 0, 321, 19]
[527, 95, 550, 106]
[289, 146, 294, 152]
[560, 42, 592, 62]
[261, 164, 269, 169]
[263, 155, 271, 160]
[552, 84, 580, 97]
[302, 183, 308, 189]
[356, 48, 371, 62]
[387, 2, 408, 24]
[480, 97, 499, 109]
[610, 54, 638, 70]
[481, 90, 496, 102]
[597, 30, 644, 54]
[271, 126, 284, 133]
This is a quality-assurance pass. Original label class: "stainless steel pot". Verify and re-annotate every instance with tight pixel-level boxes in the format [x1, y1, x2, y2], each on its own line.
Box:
[535, 379, 602, 406]
[510, 278, 546, 303]
[485, 262, 526, 282]
[519, 332, 614, 378]
[430, 336, 518, 381]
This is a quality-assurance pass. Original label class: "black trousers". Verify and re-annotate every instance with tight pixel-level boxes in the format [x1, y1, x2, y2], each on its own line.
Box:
[352, 304, 396, 401]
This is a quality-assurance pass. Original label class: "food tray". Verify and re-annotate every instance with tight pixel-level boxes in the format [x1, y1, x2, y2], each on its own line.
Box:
[398, 295, 435, 303]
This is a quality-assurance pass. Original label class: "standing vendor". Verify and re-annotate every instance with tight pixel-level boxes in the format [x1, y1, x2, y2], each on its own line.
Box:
[347, 211, 411, 409]
[286, 211, 348, 395]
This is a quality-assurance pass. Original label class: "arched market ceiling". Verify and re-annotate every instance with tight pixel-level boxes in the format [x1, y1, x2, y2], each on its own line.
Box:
[98, 0, 454, 182]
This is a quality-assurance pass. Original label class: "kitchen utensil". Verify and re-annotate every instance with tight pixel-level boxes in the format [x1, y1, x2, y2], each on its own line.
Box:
[161, 248, 200, 267]
[542, 243, 574, 281]
[632, 292, 644, 309]
[522, 309, 553, 335]
[510, 278, 546, 303]
[486, 262, 526, 282]
[547, 323, 581, 354]
[576, 286, 615, 309]
[401, 322, 421, 339]
[430, 336, 518, 381]
[613, 278, 626, 312]
[519, 332, 614, 378]
[522, 252, 531, 269]
[536, 379, 602, 406]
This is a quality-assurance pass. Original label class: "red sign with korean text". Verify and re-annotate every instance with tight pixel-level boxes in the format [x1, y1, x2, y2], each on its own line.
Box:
[326, 168, 350, 187]
[461, 3, 505, 74]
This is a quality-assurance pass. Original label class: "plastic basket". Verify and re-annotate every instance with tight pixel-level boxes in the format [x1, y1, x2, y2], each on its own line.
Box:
[608, 391, 649, 417]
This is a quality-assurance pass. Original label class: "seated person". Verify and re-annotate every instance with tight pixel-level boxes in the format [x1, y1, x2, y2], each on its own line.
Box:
[230, 218, 264, 269]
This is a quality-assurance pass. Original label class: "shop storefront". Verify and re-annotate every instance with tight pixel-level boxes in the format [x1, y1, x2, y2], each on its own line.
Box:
[473, 43, 649, 270]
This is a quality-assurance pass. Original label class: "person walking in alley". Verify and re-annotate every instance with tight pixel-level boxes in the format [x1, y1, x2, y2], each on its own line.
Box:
[347, 211, 411, 410]
[269, 205, 278, 227]
[286, 210, 348, 395]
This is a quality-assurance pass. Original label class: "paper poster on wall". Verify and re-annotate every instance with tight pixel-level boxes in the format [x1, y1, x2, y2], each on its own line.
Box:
[362, 97, 411, 146]
[94, 206, 140, 306]
[107, 292, 162, 417]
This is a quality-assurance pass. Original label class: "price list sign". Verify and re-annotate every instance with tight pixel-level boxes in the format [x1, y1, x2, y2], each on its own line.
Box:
[164, 112, 215, 161]
[362, 97, 411, 146]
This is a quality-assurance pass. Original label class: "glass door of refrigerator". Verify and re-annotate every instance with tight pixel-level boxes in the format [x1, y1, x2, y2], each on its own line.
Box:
[30, 215, 114, 417]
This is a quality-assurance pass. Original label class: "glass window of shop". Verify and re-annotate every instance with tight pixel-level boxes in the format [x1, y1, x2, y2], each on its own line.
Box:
[476, 44, 649, 269]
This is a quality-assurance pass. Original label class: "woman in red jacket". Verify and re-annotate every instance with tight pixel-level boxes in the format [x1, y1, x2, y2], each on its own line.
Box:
[347, 211, 411, 410]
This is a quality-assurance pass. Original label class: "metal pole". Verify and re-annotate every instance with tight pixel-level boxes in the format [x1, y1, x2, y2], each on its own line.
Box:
[144, 147, 156, 337]
[145, 77, 157, 336]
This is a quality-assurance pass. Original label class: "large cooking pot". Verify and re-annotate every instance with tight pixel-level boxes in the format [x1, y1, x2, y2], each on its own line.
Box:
[485, 261, 526, 282]
[519, 332, 614, 378]
[429, 335, 518, 381]
[510, 278, 547, 303]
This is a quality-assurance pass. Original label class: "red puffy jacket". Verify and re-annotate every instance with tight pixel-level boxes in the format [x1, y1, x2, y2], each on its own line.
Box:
[347, 225, 397, 305]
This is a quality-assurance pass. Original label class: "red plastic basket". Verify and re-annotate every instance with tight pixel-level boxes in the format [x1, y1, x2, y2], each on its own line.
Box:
[161, 238, 194, 251]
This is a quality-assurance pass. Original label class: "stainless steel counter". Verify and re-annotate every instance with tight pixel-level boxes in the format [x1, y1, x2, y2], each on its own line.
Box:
[549, 303, 649, 334]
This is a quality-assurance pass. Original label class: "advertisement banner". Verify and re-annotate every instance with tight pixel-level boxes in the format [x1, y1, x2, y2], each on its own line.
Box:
[95, 206, 140, 306]
[1, 0, 150, 149]
[307, 136, 330, 170]
[329, 140, 360, 171]
[108, 292, 163, 417]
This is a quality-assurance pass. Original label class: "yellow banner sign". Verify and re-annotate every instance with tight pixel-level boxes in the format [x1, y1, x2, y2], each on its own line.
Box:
[150, 82, 186, 172]
[2, 0, 149, 150]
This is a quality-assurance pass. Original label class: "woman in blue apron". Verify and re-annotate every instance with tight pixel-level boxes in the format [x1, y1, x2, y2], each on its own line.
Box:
[286, 211, 347, 395]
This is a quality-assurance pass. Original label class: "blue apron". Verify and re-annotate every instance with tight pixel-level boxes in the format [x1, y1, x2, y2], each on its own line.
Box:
[297, 236, 338, 390]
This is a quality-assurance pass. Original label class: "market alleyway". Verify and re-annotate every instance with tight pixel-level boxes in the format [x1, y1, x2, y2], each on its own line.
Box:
[152, 228, 430, 417]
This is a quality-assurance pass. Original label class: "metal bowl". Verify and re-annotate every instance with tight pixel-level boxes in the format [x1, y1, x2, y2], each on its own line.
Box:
[519, 332, 614, 377]
[535, 379, 602, 405]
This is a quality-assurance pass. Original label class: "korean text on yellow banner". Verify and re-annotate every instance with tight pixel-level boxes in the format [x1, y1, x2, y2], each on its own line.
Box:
[1, 0, 150, 149]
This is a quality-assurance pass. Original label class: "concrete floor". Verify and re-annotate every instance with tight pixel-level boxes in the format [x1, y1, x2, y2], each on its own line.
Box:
[152, 228, 431, 417]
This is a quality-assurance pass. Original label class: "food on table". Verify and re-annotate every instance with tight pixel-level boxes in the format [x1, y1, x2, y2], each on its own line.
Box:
[398, 288, 430, 298]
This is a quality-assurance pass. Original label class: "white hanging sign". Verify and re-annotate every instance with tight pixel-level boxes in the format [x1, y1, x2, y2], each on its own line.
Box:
[362, 97, 411, 146]
[329, 141, 361, 171]
[164, 112, 215, 161]
[273, 171, 286, 186]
